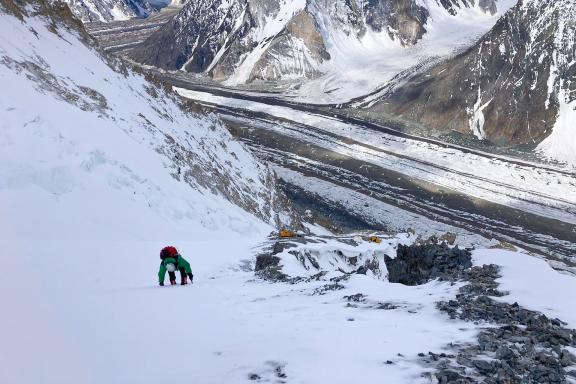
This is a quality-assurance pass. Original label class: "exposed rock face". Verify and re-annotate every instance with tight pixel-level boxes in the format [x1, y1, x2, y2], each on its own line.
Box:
[478, 0, 498, 14]
[247, 10, 330, 82]
[130, 0, 254, 74]
[131, 0, 327, 82]
[369, 0, 576, 156]
[434, 0, 497, 16]
[362, 0, 429, 45]
[384, 243, 472, 285]
[255, 253, 285, 280]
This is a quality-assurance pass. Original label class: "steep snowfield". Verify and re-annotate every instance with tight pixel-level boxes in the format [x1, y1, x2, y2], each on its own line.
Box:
[538, 92, 576, 165]
[0, 2, 278, 382]
[532, 0, 576, 165]
[0, 5, 283, 240]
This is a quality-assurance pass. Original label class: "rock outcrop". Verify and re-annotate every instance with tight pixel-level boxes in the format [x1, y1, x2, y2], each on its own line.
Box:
[246, 10, 330, 82]
[362, 0, 429, 46]
[429, 264, 576, 383]
[384, 243, 472, 285]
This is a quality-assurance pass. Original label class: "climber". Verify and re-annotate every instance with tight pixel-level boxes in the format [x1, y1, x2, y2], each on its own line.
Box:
[158, 246, 194, 286]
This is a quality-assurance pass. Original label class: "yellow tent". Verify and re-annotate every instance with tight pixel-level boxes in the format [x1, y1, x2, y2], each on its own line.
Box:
[279, 229, 297, 238]
[368, 236, 382, 244]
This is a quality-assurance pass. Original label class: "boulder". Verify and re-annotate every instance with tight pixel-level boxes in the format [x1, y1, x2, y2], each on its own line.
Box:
[385, 243, 472, 285]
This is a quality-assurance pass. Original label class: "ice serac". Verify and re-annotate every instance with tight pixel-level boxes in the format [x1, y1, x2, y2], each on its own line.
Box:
[368, 0, 576, 164]
[0, 0, 298, 240]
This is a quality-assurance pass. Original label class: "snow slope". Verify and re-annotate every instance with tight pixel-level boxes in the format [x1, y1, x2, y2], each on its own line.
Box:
[0, 1, 290, 382]
[0, 2, 287, 241]
[474, 249, 576, 329]
[0, 1, 284, 381]
[538, 91, 576, 165]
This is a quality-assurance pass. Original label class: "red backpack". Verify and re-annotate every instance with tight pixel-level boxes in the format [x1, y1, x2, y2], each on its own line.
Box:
[160, 246, 178, 260]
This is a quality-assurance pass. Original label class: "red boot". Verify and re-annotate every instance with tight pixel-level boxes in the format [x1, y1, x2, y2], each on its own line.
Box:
[181, 276, 188, 285]
[170, 280, 177, 285]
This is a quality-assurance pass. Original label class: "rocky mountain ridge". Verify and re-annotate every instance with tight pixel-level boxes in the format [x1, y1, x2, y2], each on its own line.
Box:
[366, 0, 576, 163]
[130, 0, 511, 84]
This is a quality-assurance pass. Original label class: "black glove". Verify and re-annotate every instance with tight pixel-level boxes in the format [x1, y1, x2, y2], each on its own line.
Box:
[159, 281, 164, 286]
[187, 273, 194, 283]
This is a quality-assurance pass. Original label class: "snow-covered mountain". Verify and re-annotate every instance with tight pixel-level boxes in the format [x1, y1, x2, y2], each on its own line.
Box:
[130, 0, 329, 82]
[59, 0, 173, 22]
[130, 0, 513, 88]
[367, 0, 576, 164]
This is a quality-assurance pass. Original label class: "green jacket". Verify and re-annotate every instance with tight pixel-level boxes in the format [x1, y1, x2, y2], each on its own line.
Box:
[158, 255, 193, 283]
